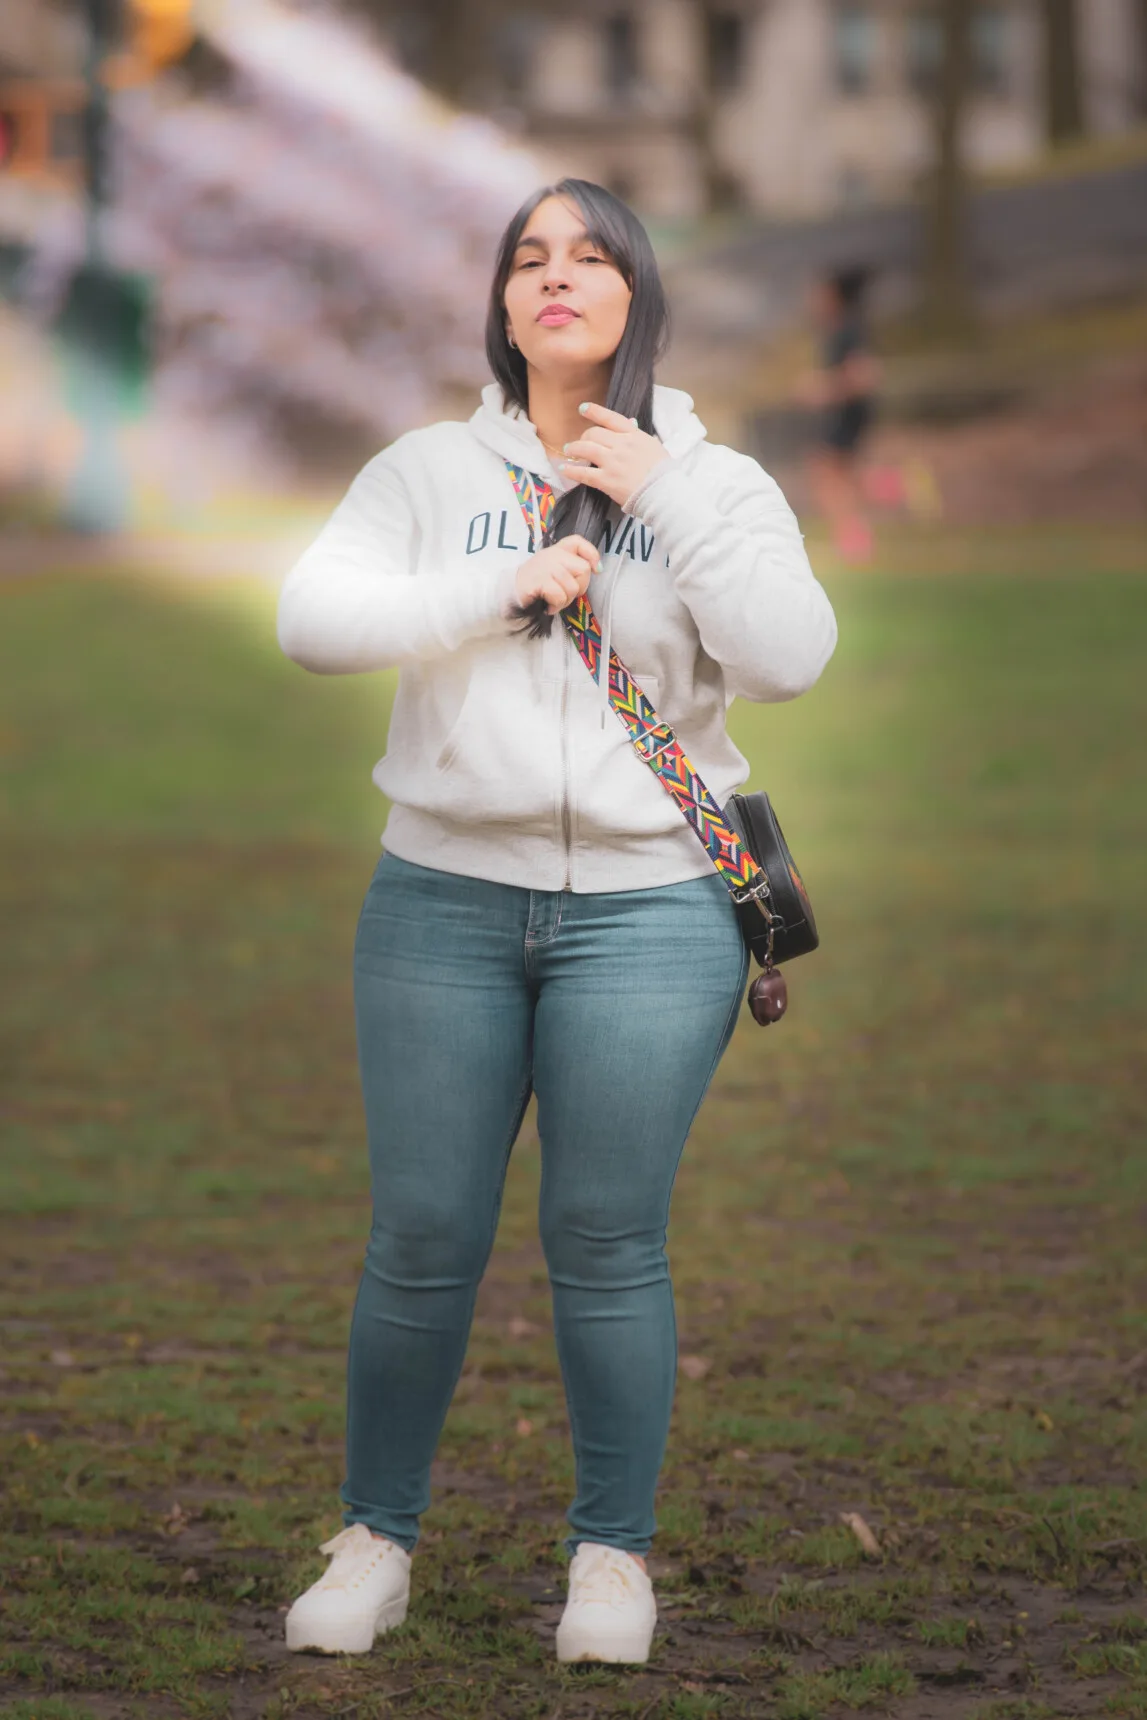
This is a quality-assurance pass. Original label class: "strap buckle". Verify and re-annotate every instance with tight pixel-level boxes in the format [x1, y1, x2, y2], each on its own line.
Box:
[630, 720, 674, 767]
[730, 872, 774, 920]
[731, 872, 777, 967]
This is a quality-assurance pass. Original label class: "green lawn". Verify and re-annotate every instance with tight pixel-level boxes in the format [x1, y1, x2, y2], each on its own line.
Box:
[1, 531, 1145, 1720]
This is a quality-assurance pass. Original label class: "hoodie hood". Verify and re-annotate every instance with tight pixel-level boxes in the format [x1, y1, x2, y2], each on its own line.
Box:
[468, 381, 709, 724]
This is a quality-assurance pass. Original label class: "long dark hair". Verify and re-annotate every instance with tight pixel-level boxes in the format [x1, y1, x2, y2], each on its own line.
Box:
[485, 178, 670, 639]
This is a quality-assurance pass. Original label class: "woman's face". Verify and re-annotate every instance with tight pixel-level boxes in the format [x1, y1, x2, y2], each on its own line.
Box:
[503, 195, 633, 380]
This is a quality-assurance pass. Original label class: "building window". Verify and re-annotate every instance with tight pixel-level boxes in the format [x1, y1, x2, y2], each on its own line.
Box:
[834, 3, 877, 96]
[971, 4, 1010, 97]
[496, 11, 535, 102]
[905, 7, 943, 95]
[906, 4, 1012, 98]
[707, 10, 746, 95]
[603, 12, 639, 96]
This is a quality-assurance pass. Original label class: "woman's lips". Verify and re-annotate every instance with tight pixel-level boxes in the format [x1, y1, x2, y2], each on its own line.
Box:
[537, 307, 579, 325]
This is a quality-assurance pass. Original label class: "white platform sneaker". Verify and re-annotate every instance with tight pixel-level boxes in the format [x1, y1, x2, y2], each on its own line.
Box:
[555, 1542, 657, 1664]
[285, 1523, 411, 1654]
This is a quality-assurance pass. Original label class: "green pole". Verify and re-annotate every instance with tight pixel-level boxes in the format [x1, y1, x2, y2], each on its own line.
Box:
[65, 0, 131, 534]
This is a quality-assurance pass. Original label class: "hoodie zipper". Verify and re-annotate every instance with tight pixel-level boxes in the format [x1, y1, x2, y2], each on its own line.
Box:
[528, 469, 573, 892]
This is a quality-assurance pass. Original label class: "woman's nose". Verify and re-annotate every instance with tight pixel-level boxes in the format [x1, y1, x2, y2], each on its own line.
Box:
[542, 265, 571, 293]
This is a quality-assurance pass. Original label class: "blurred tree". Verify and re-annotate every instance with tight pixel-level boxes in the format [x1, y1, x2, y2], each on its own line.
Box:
[1041, 0, 1084, 143]
[920, 0, 976, 337]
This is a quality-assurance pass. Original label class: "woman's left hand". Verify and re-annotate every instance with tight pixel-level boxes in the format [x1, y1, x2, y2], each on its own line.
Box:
[559, 402, 671, 508]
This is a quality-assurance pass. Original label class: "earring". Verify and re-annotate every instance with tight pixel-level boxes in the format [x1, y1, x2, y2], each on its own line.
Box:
[508, 331, 518, 350]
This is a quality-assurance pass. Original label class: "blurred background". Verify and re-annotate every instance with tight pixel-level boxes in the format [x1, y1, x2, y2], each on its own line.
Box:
[2, 7, 1146, 1719]
[2, 0, 1146, 550]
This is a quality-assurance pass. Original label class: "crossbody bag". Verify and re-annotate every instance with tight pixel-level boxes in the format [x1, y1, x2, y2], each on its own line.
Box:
[506, 462, 819, 1026]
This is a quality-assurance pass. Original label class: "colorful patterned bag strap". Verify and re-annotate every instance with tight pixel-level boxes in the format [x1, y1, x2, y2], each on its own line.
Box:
[505, 460, 773, 918]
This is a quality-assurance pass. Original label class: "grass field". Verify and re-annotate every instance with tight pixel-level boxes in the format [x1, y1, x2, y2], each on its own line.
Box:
[1, 529, 1145, 1720]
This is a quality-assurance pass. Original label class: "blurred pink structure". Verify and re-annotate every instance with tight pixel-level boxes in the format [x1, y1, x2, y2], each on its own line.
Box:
[6, 0, 548, 490]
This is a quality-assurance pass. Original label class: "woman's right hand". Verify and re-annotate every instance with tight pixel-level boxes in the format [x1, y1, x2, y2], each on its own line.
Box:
[514, 537, 601, 616]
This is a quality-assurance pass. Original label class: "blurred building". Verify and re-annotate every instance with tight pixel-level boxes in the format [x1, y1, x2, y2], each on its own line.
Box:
[0, 1, 86, 206]
[400, 0, 1147, 221]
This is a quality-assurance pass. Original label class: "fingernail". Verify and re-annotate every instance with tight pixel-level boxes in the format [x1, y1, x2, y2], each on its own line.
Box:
[578, 402, 591, 413]
[562, 443, 571, 452]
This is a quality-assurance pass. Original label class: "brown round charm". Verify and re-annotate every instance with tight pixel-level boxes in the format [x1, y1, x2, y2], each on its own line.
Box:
[748, 969, 788, 1025]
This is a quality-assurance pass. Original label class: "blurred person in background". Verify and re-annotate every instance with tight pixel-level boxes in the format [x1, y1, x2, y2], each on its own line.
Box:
[276, 179, 836, 1667]
[794, 266, 882, 564]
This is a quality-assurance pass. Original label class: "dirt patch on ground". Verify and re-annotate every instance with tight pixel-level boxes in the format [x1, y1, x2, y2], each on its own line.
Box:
[774, 351, 1147, 529]
[879, 353, 1147, 525]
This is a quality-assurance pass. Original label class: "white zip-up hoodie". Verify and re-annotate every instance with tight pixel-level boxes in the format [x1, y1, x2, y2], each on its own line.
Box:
[277, 381, 837, 893]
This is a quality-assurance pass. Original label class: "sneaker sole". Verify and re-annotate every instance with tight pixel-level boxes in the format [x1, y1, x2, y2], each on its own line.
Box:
[285, 1592, 409, 1655]
[555, 1620, 654, 1664]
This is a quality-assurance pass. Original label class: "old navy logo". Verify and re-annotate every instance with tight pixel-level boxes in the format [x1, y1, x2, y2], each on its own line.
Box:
[465, 509, 524, 555]
[465, 508, 667, 566]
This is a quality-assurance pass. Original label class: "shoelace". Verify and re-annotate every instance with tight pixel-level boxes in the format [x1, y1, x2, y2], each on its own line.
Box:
[570, 1546, 646, 1610]
[315, 1523, 395, 1590]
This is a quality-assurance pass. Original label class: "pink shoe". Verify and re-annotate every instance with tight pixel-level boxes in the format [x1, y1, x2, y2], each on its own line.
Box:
[834, 515, 874, 563]
[863, 465, 906, 509]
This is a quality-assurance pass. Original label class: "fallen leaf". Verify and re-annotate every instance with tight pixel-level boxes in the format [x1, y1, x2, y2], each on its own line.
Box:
[732, 1448, 750, 1461]
[1034, 1410, 1054, 1431]
[163, 1502, 188, 1535]
[839, 1511, 881, 1557]
[515, 1417, 534, 1436]
[508, 1317, 540, 1339]
[679, 1354, 711, 1381]
[49, 1349, 75, 1368]
[181, 1567, 199, 1584]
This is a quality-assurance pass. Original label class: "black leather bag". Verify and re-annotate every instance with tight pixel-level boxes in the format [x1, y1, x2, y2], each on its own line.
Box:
[720, 789, 820, 969]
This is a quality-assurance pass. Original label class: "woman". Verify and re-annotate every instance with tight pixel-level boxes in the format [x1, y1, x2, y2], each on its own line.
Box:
[796, 266, 882, 564]
[276, 178, 836, 1666]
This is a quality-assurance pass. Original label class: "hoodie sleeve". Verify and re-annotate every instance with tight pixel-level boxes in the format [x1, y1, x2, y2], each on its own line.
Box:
[277, 449, 522, 674]
[623, 448, 837, 703]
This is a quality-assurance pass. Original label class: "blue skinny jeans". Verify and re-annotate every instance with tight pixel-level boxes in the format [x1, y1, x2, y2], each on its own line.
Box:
[341, 850, 748, 1557]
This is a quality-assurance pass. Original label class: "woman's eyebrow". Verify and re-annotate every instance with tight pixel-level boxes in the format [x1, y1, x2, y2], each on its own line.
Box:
[513, 229, 596, 253]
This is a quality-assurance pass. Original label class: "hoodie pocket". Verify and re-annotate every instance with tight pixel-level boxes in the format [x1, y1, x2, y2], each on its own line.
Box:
[424, 656, 565, 831]
[435, 706, 469, 775]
